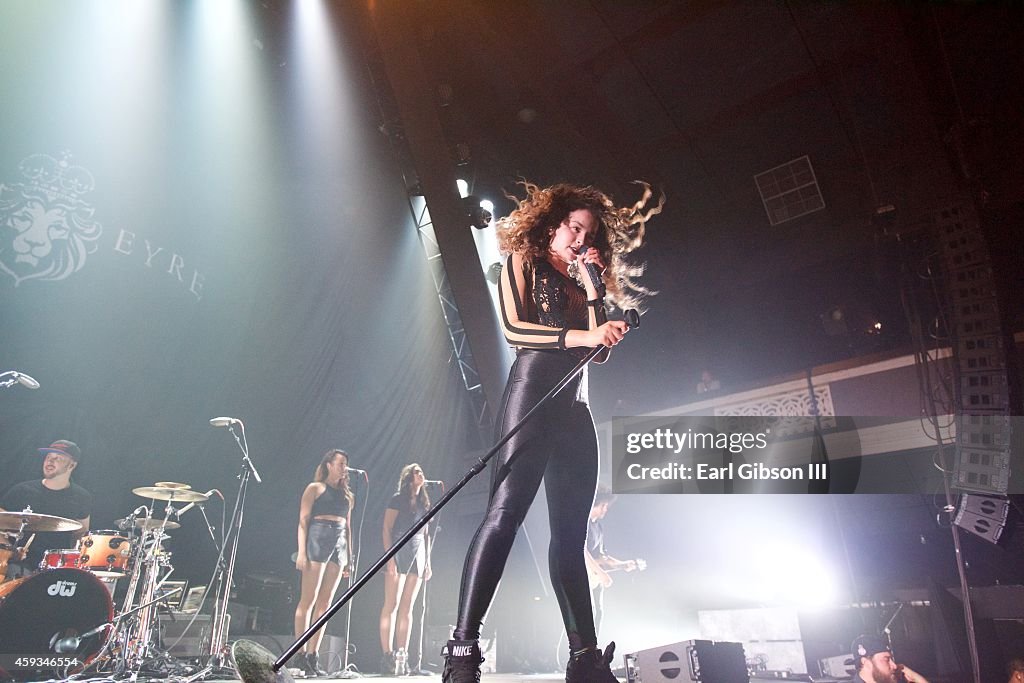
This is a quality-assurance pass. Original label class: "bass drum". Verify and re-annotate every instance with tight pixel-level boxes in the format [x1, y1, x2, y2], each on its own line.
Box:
[0, 568, 112, 679]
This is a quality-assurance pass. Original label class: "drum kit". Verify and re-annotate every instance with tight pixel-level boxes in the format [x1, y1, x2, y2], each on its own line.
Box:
[0, 483, 213, 680]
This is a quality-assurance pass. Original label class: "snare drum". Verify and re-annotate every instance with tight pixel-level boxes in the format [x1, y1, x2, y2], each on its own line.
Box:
[78, 530, 131, 576]
[40, 548, 81, 569]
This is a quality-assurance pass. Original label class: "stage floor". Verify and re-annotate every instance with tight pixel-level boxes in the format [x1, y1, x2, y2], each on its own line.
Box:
[36, 677, 575, 683]
[288, 674, 569, 682]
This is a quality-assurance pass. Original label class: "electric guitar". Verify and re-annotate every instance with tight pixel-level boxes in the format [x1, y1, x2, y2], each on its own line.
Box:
[587, 557, 646, 590]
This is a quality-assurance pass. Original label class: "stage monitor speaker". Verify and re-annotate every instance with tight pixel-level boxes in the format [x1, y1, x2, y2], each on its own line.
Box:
[158, 613, 215, 658]
[954, 493, 1009, 543]
[625, 640, 747, 683]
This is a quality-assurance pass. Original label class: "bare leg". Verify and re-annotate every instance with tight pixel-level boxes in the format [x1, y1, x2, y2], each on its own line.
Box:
[295, 561, 328, 652]
[308, 561, 344, 655]
[380, 567, 400, 653]
[395, 572, 423, 651]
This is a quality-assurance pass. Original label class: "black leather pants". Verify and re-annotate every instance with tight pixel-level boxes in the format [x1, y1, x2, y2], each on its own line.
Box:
[454, 349, 599, 650]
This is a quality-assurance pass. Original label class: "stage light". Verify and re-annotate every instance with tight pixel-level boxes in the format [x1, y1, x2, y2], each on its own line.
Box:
[462, 195, 492, 229]
[752, 544, 838, 608]
[456, 178, 469, 198]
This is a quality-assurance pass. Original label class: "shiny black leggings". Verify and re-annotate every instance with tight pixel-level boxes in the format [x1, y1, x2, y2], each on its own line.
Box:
[454, 350, 599, 650]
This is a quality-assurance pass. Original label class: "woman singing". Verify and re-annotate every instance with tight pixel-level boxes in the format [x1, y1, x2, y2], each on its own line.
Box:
[294, 449, 354, 677]
[379, 463, 433, 675]
[442, 182, 661, 683]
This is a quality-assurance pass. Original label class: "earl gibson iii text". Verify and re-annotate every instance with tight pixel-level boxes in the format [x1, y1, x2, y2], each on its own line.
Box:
[611, 418, 832, 494]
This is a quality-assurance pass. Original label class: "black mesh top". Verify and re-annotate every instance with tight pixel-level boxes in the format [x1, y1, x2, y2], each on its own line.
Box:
[498, 253, 592, 353]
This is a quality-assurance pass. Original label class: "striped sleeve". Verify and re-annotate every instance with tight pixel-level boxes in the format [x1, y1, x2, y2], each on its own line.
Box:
[498, 252, 563, 349]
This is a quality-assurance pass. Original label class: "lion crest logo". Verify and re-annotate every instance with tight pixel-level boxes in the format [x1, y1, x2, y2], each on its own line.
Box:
[0, 152, 102, 286]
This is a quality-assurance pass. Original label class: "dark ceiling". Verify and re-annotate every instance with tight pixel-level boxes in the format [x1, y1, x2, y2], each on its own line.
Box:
[372, 1, 1024, 415]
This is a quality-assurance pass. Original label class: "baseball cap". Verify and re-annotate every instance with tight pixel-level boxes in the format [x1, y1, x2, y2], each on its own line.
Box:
[38, 439, 82, 461]
[851, 634, 890, 659]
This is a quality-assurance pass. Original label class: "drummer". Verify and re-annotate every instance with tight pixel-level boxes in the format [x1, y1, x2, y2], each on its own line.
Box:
[0, 440, 92, 577]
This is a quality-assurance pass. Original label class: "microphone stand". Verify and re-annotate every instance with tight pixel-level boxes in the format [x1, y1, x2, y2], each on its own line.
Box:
[409, 481, 444, 676]
[189, 422, 262, 681]
[332, 471, 369, 679]
[232, 310, 639, 683]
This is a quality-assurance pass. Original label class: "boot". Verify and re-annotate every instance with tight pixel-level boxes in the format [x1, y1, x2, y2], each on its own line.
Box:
[380, 650, 396, 675]
[304, 652, 326, 677]
[286, 651, 308, 676]
[441, 639, 483, 683]
[566, 642, 620, 683]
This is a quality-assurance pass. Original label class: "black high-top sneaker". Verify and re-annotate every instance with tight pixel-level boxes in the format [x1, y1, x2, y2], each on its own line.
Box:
[441, 639, 483, 683]
[565, 642, 620, 683]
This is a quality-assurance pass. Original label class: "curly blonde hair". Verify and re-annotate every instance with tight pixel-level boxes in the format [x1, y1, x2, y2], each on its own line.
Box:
[496, 181, 663, 309]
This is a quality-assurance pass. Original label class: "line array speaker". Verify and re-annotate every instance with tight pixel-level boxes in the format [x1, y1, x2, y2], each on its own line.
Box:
[936, 204, 1013, 495]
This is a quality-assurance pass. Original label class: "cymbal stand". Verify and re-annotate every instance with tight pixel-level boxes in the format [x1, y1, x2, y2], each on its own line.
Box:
[125, 517, 175, 670]
[186, 420, 262, 681]
[117, 508, 155, 617]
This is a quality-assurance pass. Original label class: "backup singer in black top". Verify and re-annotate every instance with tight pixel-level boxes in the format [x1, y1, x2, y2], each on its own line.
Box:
[293, 449, 354, 677]
[379, 463, 433, 675]
[442, 181, 662, 683]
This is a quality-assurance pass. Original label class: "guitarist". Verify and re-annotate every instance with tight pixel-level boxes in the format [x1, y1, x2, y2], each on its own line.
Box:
[584, 487, 641, 638]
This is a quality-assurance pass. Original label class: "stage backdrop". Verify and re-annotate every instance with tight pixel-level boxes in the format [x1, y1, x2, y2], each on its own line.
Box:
[0, 0, 481, 656]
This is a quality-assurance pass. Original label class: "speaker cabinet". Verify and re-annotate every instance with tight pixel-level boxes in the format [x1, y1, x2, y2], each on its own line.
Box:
[625, 640, 747, 683]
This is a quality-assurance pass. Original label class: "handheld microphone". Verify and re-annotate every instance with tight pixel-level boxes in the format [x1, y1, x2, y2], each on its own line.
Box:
[423, 479, 445, 485]
[209, 417, 241, 428]
[572, 246, 605, 298]
[624, 309, 640, 329]
[13, 372, 40, 389]
[346, 467, 367, 475]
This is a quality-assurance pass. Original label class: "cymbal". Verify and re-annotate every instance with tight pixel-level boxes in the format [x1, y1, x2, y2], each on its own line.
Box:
[153, 481, 192, 490]
[115, 517, 181, 531]
[132, 486, 210, 502]
[0, 510, 83, 533]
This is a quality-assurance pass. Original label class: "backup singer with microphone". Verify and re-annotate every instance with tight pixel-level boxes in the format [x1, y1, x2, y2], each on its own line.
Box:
[379, 464, 434, 675]
[442, 181, 662, 683]
[292, 449, 355, 677]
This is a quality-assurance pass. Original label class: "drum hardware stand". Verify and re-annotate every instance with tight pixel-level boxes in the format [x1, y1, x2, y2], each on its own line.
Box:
[87, 504, 181, 677]
[67, 587, 185, 679]
[233, 310, 640, 683]
[124, 524, 176, 671]
[183, 420, 262, 682]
